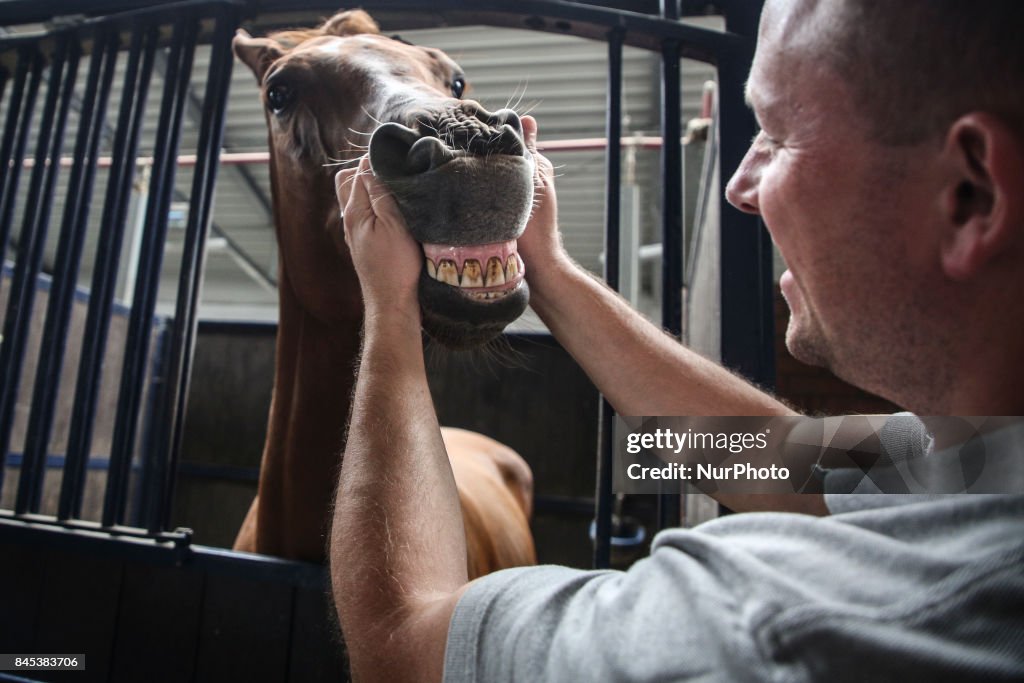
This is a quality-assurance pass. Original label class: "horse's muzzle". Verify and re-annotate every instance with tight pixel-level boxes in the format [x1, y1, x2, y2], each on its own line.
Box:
[364, 102, 534, 347]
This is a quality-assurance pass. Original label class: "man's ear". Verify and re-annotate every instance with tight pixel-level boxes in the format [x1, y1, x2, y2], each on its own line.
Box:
[232, 29, 285, 82]
[940, 112, 1024, 280]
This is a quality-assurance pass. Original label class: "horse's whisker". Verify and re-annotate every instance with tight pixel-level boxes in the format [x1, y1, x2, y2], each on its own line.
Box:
[517, 100, 541, 118]
[360, 106, 387, 127]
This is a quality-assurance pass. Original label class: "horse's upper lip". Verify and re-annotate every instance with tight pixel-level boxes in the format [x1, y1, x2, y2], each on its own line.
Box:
[422, 239, 525, 297]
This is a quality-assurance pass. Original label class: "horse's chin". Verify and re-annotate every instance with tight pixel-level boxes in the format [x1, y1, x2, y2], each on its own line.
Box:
[418, 270, 530, 349]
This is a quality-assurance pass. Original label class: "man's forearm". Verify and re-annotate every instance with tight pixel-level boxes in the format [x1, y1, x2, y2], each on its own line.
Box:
[529, 256, 795, 417]
[330, 313, 468, 681]
[530, 259, 827, 514]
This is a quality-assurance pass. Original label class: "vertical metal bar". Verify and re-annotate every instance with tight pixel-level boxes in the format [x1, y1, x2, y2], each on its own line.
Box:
[718, 3, 774, 388]
[594, 28, 624, 570]
[0, 47, 42, 278]
[2, 34, 79, 513]
[148, 6, 239, 533]
[134, 316, 169, 527]
[62, 22, 156, 521]
[103, 14, 198, 528]
[0, 50, 28, 200]
[0, 46, 33, 496]
[658, 27, 684, 530]
[0, 47, 31, 242]
[28, 29, 117, 515]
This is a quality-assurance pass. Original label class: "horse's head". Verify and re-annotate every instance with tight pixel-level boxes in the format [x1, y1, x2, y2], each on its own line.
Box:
[234, 10, 533, 347]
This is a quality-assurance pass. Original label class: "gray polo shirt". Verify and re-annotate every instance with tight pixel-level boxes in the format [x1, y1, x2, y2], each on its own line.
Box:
[444, 429, 1024, 681]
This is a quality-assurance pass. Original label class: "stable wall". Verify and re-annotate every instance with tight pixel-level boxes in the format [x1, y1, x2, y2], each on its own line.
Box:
[173, 322, 601, 569]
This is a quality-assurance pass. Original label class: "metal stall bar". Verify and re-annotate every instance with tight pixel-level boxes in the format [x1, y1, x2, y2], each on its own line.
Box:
[718, 2, 773, 388]
[0, 34, 80, 513]
[0, 47, 42, 276]
[24, 28, 119, 513]
[61, 23, 156, 521]
[657, 1, 683, 531]
[0, 47, 32, 247]
[593, 28, 625, 570]
[144, 4, 240, 533]
[0, 46, 34, 496]
[103, 13, 199, 528]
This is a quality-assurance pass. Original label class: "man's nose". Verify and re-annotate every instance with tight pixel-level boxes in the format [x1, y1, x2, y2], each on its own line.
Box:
[725, 149, 761, 215]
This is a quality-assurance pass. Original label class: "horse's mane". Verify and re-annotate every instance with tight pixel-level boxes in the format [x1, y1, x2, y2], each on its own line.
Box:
[269, 9, 381, 49]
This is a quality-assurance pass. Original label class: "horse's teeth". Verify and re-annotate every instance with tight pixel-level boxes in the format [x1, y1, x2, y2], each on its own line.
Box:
[426, 258, 436, 279]
[460, 259, 483, 288]
[485, 257, 506, 287]
[505, 255, 518, 280]
[437, 260, 459, 286]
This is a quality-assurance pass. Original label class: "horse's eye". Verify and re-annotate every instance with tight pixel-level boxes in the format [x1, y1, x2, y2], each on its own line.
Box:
[451, 77, 465, 99]
[266, 84, 293, 113]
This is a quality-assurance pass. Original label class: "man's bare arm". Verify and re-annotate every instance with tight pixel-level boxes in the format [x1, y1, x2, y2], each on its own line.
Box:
[521, 117, 826, 515]
[521, 117, 793, 419]
[330, 160, 468, 682]
[529, 256, 794, 418]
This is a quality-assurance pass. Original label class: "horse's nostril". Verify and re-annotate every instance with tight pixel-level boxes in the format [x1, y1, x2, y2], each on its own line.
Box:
[407, 136, 456, 174]
[369, 122, 419, 179]
[370, 122, 455, 178]
[494, 109, 522, 135]
[490, 125, 525, 157]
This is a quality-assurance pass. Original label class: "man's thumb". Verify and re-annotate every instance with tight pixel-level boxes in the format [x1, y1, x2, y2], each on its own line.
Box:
[522, 115, 538, 152]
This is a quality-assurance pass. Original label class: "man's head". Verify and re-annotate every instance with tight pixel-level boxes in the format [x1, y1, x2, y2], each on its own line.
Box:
[726, 0, 1024, 414]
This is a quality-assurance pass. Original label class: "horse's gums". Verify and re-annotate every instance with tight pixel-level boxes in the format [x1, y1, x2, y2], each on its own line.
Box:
[230, 9, 536, 575]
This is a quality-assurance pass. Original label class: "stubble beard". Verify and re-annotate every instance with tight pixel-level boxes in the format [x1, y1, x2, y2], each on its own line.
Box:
[785, 311, 833, 371]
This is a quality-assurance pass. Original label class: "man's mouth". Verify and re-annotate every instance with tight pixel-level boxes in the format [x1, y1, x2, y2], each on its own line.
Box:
[422, 239, 525, 301]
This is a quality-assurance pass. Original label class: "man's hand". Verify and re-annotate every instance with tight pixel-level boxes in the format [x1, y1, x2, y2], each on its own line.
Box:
[336, 156, 422, 321]
[519, 115, 571, 277]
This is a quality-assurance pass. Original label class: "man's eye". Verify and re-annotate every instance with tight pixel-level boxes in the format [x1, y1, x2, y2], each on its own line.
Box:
[266, 84, 293, 113]
[451, 77, 466, 98]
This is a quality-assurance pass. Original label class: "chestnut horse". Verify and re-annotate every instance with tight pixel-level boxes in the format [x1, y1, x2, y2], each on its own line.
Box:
[230, 10, 537, 579]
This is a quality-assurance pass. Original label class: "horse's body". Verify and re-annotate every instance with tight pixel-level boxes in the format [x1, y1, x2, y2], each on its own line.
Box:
[231, 10, 536, 576]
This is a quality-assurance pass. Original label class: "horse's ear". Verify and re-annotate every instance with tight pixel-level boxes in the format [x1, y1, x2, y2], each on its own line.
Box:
[233, 29, 286, 82]
[321, 9, 381, 37]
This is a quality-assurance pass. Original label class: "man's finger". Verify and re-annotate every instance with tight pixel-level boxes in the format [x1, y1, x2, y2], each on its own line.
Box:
[335, 163, 361, 209]
[359, 159, 405, 226]
[344, 161, 372, 230]
[522, 115, 538, 153]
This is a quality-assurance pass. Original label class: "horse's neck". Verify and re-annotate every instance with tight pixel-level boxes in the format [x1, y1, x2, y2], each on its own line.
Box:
[257, 249, 363, 560]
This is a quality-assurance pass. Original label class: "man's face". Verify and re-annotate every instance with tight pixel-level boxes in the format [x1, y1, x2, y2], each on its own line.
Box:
[725, 0, 937, 392]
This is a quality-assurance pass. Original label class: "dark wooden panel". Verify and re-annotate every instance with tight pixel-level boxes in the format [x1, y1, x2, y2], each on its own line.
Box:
[0, 541, 45, 652]
[427, 336, 599, 500]
[173, 324, 273, 548]
[288, 585, 349, 682]
[33, 548, 124, 683]
[193, 573, 292, 683]
[109, 562, 205, 682]
[530, 513, 594, 568]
